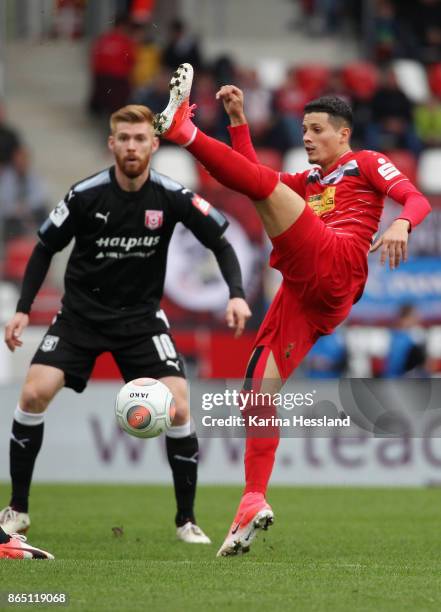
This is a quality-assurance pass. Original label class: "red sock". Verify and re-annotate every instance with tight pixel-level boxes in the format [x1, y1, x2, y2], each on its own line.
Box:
[187, 130, 278, 200]
[244, 435, 280, 495]
[242, 387, 280, 496]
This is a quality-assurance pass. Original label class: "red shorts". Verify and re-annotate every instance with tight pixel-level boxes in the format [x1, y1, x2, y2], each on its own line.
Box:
[254, 204, 368, 380]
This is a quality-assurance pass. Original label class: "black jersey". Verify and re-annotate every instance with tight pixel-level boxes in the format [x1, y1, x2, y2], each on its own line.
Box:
[38, 166, 228, 324]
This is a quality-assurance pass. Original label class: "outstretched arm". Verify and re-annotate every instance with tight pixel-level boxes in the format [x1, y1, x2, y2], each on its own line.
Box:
[371, 181, 431, 269]
[4, 241, 54, 351]
[216, 85, 260, 164]
[211, 237, 252, 337]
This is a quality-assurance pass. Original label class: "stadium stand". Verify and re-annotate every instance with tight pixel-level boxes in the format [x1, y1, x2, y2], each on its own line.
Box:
[2, 0, 441, 380]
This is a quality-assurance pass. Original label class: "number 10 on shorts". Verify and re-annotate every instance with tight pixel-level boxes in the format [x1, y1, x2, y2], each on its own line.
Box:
[152, 334, 177, 361]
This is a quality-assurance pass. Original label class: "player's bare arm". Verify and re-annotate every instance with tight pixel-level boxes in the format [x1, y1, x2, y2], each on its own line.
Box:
[216, 85, 247, 126]
[225, 297, 252, 338]
[4, 313, 29, 352]
[370, 219, 410, 270]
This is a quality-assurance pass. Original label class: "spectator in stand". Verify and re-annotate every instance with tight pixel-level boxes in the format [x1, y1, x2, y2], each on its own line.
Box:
[130, 22, 162, 91]
[415, 95, 441, 147]
[323, 69, 351, 104]
[396, 0, 441, 63]
[0, 147, 49, 240]
[303, 328, 348, 378]
[291, 0, 359, 35]
[0, 101, 22, 168]
[133, 67, 172, 113]
[272, 67, 309, 148]
[212, 56, 237, 89]
[414, 0, 441, 63]
[89, 13, 136, 116]
[384, 304, 428, 377]
[365, 66, 422, 157]
[192, 70, 220, 138]
[372, 0, 401, 63]
[53, 0, 85, 39]
[162, 19, 202, 72]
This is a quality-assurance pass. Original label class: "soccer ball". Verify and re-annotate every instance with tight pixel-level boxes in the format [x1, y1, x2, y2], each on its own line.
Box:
[115, 378, 175, 438]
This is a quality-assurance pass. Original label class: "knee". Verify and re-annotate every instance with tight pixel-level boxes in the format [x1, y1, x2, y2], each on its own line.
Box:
[172, 396, 190, 426]
[20, 383, 52, 413]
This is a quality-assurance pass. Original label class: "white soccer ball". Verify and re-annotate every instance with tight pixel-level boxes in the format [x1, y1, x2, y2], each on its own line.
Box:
[115, 378, 175, 438]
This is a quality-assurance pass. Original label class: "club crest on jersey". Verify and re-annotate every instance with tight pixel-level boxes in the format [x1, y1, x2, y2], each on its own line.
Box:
[145, 210, 163, 230]
[192, 194, 211, 216]
[40, 335, 60, 352]
[307, 186, 336, 216]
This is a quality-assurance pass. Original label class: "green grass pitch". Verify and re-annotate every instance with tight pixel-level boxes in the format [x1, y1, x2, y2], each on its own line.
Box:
[0, 485, 440, 611]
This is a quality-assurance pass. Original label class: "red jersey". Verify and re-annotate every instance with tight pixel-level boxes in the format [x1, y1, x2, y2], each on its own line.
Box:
[91, 30, 136, 78]
[280, 149, 409, 253]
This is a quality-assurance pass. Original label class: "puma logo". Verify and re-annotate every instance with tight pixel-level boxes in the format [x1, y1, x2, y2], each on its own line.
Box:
[173, 452, 198, 464]
[10, 433, 30, 449]
[166, 359, 180, 371]
[95, 212, 110, 223]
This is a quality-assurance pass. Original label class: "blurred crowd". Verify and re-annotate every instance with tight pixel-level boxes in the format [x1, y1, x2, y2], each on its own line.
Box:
[0, 102, 49, 246]
[302, 304, 437, 378]
[87, 8, 441, 163]
[371, 0, 441, 65]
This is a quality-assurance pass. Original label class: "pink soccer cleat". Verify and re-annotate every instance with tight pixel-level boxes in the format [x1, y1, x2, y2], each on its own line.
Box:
[0, 533, 54, 560]
[153, 63, 197, 146]
[216, 492, 274, 557]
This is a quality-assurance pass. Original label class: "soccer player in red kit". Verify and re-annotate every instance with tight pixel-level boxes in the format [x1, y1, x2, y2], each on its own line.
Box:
[154, 64, 432, 556]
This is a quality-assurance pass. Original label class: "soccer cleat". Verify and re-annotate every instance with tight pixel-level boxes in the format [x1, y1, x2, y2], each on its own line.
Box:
[0, 506, 30, 535]
[176, 521, 211, 544]
[0, 534, 54, 560]
[153, 63, 197, 146]
[216, 492, 274, 557]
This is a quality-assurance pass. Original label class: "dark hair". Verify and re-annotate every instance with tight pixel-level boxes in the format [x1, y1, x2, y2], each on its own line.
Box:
[304, 96, 353, 128]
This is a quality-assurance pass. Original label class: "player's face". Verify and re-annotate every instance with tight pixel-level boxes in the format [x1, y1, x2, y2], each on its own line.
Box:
[302, 113, 350, 171]
[108, 122, 159, 178]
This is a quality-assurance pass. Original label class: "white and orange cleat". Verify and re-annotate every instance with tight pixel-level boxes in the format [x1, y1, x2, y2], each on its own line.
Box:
[153, 63, 197, 146]
[0, 534, 54, 560]
[216, 492, 274, 557]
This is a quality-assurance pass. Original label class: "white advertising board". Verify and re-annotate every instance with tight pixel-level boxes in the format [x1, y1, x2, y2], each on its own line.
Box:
[1, 383, 441, 486]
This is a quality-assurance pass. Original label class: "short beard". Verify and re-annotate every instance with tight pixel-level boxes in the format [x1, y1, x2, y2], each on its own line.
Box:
[122, 165, 144, 179]
[116, 156, 149, 179]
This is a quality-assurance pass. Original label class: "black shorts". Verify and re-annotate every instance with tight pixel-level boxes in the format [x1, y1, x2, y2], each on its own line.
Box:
[31, 310, 186, 393]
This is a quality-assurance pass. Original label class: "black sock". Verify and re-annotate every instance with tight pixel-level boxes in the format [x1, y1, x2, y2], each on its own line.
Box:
[166, 434, 199, 527]
[10, 420, 44, 513]
[0, 527, 11, 544]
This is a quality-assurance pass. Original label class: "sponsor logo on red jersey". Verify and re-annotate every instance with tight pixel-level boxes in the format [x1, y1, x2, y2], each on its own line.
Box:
[308, 186, 336, 216]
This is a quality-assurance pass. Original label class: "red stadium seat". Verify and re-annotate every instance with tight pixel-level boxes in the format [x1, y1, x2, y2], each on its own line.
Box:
[342, 62, 379, 100]
[295, 64, 331, 98]
[387, 150, 418, 185]
[428, 63, 441, 98]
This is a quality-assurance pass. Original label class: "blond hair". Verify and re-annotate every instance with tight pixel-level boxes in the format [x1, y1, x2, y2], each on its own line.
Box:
[110, 105, 154, 133]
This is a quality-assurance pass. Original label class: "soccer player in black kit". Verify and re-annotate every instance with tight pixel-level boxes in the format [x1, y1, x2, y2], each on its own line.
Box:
[0, 105, 251, 551]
